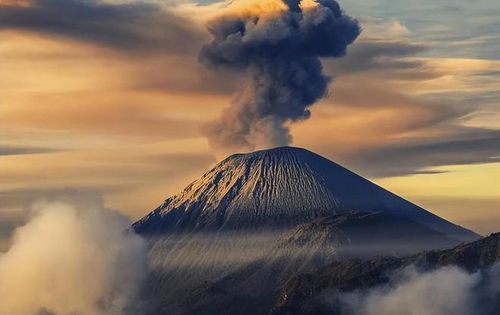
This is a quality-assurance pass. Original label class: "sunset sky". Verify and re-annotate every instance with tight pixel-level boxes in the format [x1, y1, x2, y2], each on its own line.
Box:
[1, 0, 499, 249]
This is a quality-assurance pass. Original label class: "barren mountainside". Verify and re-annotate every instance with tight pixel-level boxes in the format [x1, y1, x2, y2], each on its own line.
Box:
[134, 147, 477, 242]
[133, 147, 485, 315]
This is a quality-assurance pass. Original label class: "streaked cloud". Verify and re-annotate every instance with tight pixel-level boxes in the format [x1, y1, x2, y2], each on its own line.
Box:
[0, 0, 207, 54]
[0, 145, 55, 156]
[348, 128, 500, 177]
[290, 15, 500, 177]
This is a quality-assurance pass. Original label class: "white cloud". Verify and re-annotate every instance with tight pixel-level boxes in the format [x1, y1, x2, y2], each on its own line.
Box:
[339, 264, 500, 315]
[0, 200, 148, 315]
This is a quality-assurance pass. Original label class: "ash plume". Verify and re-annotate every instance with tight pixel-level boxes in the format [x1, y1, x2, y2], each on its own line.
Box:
[199, 0, 360, 153]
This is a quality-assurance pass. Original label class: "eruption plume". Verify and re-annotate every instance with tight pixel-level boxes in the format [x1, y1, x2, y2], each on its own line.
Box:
[200, 0, 360, 153]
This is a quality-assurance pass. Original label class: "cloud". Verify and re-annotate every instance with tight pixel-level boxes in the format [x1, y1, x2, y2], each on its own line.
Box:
[1, 4, 495, 179]
[0, 198, 148, 315]
[0, 0, 206, 54]
[2, 91, 206, 139]
[356, 16, 410, 40]
[0, 189, 109, 251]
[290, 15, 500, 177]
[328, 41, 429, 74]
[0, 145, 55, 156]
[199, 0, 360, 153]
[414, 197, 500, 236]
[1, 1, 498, 235]
[349, 127, 500, 177]
[0, 146, 217, 222]
[338, 264, 500, 315]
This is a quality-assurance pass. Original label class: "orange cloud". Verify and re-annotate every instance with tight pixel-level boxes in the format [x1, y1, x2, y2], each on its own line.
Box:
[0, 0, 32, 7]
[1, 4, 499, 237]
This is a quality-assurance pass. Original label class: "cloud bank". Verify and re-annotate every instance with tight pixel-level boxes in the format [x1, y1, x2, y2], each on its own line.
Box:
[1, 0, 497, 177]
[0, 200, 148, 315]
[199, 0, 360, 153]
[348, 127, 500, 177]
[0, 0, 205, 54]
[338, 264, 500, 315]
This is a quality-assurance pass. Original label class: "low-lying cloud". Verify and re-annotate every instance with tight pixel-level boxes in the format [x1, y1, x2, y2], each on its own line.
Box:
[0, 199, 148, 315]
[338, 264, 500, 315]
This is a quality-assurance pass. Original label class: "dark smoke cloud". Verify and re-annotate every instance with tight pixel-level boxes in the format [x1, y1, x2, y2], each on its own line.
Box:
[199, 0, 360, 152]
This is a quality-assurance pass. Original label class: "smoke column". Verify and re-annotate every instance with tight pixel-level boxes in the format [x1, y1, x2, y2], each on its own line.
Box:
[200, 0, 360, 152]
[0, 200, 148, 315]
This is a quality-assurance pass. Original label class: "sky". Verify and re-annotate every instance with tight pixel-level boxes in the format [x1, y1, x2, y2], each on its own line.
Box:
[1, 0, 499, 249]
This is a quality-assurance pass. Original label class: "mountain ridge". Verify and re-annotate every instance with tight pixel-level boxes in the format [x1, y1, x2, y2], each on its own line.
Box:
[272, 232, 500, 315]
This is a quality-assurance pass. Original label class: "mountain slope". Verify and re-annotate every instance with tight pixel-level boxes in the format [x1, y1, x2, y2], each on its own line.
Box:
[134, 146, 477, 242]
[272, 233, 500, 315]
[134, 146, 482, 314]
[276, 210, 460, 256]
[169, 211, 462, 315]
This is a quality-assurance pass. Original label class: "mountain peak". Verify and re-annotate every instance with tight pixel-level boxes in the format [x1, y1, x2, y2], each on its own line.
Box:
[133, 147, 478, 242]
[225, 146, 315, 159]
[223, 146, 340, 166]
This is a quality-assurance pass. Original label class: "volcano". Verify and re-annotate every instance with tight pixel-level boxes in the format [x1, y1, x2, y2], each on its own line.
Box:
[134, 146, 477, 242]
[134, 147, 479, 314]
